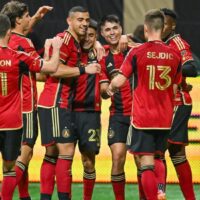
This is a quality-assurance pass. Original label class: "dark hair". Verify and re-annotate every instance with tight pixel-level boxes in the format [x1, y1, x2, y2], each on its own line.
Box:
[68, 6, 88, 17]
[0, 1, 28, 28]
[0, 14, 11, 38]
[133, 24, 145, 43]
[145, 9, 164, 31]
[99, 14, 121, 30]
[89, 19, 98, 30]
[160, 8, 177, 20]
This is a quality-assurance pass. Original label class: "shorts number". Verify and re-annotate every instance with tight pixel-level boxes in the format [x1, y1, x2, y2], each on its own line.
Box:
[88, 129, 100, 142]
[0, 72, 8, 96]
[147, 65, 171, 90]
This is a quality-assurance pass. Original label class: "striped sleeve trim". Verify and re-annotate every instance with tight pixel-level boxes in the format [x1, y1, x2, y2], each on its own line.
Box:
[63, 32, 71, 45]
[173, 37, 185, 50]
[99, 79, 109, 84]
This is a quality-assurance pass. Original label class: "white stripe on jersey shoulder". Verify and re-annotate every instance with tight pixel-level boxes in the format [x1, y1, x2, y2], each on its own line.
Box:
[173, 36, 185, 50]
[24, 37, 34, 48]
[63, 32, 71, 45]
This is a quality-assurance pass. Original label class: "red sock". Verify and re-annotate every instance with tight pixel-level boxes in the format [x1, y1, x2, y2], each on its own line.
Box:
[174, 160, 195, 200]
[55, 157, 72, 197]
[111, 173, 125, 200]
[83, 171, 96, 200]
[18, 170, 30, 198]
[137, 170, 146, 199]
[141, 169, 157, 200]
[40, 156, 56, 195]
[154, 158, 166, 192]
[2, 171, 16, 200]
[15, 161, 26, 184]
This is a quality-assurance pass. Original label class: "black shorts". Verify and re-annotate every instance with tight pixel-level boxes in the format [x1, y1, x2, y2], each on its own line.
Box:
[0, 129, 22, 161]
[72, 112, 101, 154]
[127, 126, 169, 155]
[22, 111, 38, 147]
[168, 105, 192, 145]
[108, 115, 130, 146]
[38, 107, 75, 146]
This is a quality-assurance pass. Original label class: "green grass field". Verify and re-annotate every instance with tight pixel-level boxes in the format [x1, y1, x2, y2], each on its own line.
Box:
[13, 183, 200, 200]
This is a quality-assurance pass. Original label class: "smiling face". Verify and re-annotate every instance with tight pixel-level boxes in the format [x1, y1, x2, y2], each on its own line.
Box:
[67, 11, 90, 38]
[101, 21, 122, 46]
[82, 27, 97, 50]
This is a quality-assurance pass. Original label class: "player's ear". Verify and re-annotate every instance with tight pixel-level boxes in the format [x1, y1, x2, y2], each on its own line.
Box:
[6, 28, 11, 37]
[15, 16, 21, 25]
[144, 24, 148, 40]
[100, 28, 105, 38]
[172, 21, 176, 30]
[66, 17, 71, 26]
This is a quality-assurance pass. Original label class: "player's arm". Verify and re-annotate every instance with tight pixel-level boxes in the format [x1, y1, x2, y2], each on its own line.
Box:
[24, 6, 53, 35]
[36, 73, 47, 82]
[93, 41, 105, 61]
[107, 73, 127, 96]
[173, 84, 178, 97]
[51, 62, 101, 78]
[118, 34, 138, 52]
[40, 37, 63, 73]
[182, 61, 198, 77]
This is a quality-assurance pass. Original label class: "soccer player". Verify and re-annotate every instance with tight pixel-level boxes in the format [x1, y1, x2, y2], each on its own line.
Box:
[0, 13, 62, 200]
[107, 9, 182, 200]
[161, 8, 197, 200]
[38, 6, 101, 200]
[99, 15, 134, 200]
[71, 19, 101, 200]
[1, 2, 53, 200]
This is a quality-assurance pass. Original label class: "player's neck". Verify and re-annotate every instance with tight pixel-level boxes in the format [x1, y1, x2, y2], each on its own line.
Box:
[110, 44, 119, 54]
[0, 38, 8, 47]
[12, 27, 25, 36]
[147, 31, 162, 42]
[67, 28, 80, 43]
[147, 34, 162, 42]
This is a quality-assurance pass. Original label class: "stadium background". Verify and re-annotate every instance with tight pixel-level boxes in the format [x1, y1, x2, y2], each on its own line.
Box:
[0, 0, 200, 184]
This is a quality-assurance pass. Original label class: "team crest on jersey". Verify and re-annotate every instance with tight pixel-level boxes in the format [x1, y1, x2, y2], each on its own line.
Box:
[88, 51, 96, 60]
[108, 128, 115, 139]
[62, 127, 71, 138]
[107, 62, 113, 68]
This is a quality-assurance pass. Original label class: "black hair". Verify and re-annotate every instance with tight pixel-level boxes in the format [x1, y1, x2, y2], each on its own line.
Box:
[0, 14, 11, 38]
[0, 1, 28, 28]
[68, 6, 88, 17]
[99, 14, 121, 30]
[89, 19, 98, 30]
[160, 8, 177, 20]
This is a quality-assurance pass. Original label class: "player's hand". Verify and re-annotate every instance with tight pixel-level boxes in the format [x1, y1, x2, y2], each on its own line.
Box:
[94, 41, 105, 61]
[33, 6, 53, 20]
[85, 63, 101, 74]
[106, 85, 114, 96]
[118, 34, 128, 52]
[52, 36, 63, 49]
[185, 83, 193, 92]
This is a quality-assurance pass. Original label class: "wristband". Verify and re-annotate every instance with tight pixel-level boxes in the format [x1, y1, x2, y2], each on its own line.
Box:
[78, 66, 86, 75]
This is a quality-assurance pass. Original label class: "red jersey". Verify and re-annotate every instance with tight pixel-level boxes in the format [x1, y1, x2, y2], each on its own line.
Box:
[100, 46, 132, 116]
[8, 32, 40, 112]
[120, 40, 182, 129]
[38, 30, 81, 109]
[165, 34, 194, 105]
[0, 46, 42, 130]
[72, 49, 101, 112]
